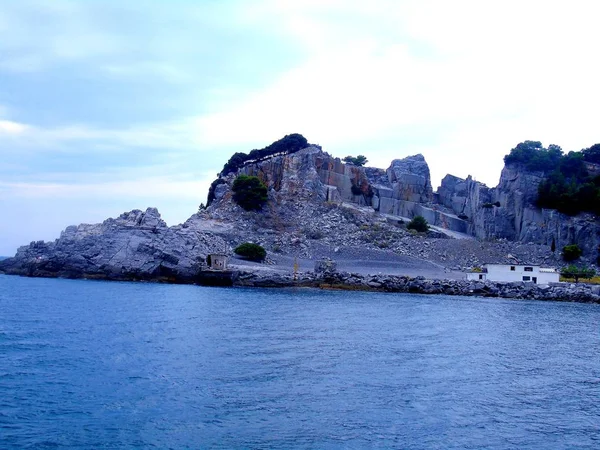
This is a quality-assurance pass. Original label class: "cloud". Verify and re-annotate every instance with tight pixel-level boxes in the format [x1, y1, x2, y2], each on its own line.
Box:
[2, 0, 600, 255]
[0, 177, 210, 201]
[0, 117, 207, 155]
[190, 0, 600, 187]
[0, 120, 29, 134]
[0, 1, 124, 73]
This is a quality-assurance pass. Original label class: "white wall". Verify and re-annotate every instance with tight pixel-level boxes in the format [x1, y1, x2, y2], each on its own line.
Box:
[466, 265, 559, 285]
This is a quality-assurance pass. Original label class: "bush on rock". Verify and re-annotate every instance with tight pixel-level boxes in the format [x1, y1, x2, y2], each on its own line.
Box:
[407, 215, 429, 233]
[562, 244, 582, 262]
[234, 243, 267, 261]
[232, 175, 268, 211]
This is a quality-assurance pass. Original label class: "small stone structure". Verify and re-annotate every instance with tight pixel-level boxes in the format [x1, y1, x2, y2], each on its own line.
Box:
[314, 258, 337, 274]
[208, 253, 228, 270]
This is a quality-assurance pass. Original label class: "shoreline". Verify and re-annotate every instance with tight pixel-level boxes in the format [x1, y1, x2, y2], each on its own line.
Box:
[2, 266, 599, 304]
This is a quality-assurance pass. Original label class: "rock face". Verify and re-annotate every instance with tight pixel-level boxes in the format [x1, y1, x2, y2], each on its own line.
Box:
[437, 163, 600, 262]
[369, 155, 434, 219]
[2, 138, 599, 287]
[0, 208, 228, 281]
[210, 148, 437, 214]
[386, 154, 433, 203]
[489, 164, 600, 260]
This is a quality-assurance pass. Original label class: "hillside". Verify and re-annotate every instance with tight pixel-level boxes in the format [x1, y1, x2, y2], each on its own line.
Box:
[1, 135, 598, 282]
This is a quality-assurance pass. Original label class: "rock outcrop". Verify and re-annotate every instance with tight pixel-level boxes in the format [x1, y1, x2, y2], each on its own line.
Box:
[437, 163, 600, 262]
[0, 208, 228, 282]
[2, 136, 599, 293]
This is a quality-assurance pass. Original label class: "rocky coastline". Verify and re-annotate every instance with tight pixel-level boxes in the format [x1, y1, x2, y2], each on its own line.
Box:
[2, 137, 600, 304]
[2, 259, 599, 303]
[232, 262, 600, 303]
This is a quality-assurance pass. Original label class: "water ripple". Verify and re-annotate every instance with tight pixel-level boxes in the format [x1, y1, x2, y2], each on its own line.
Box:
[1, 275, 599, 448]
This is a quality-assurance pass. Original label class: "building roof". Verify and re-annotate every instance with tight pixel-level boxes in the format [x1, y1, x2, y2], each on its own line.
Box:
[483, 263, 557, 271]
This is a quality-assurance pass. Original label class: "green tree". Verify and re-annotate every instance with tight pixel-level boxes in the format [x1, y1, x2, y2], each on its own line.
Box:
[343, 155, 368, 166]
[234, 242, 267, 261]
[560, 265, 596, 283]
[582, 143, 600, 164]
[504, 140, 562, 172]
[562, 244, 582, 262]
[220, 134, 308, 176]
[232, 175, 268, 211]
[407, 215, 429, 233]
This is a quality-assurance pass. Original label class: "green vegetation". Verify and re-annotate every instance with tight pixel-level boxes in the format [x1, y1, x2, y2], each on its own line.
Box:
[343, 155, 368, 166]
[537, 170, 600, 216]
[234, 242, 267, 261]
[407, 215, 429, 233]
[560, 265, 596, 283]
[232, 175, 268, 211]
[220, 134, 308, 176]
[562, 244, 582, 262]
[503, 141, 563, 172]
[504, 141, 600, 216]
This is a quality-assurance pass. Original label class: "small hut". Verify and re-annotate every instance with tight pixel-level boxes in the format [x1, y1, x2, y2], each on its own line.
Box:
[207, 253, 228, 271]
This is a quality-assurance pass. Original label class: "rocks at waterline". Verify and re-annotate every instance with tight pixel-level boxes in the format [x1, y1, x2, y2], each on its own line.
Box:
[0, 208, 228, 282]
[234, 266, 600, 303]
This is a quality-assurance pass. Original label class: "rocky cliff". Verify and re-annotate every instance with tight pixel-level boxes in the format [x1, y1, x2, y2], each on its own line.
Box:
[2, 136, 598, 284]
[0, 208, 228, 281]
[438, 163, 600, 263]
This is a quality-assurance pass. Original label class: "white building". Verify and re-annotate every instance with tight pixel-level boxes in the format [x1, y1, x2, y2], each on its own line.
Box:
[466, 264, 559, 285]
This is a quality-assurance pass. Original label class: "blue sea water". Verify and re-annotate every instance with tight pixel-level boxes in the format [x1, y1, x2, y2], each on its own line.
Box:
[1, 275, 599, 449]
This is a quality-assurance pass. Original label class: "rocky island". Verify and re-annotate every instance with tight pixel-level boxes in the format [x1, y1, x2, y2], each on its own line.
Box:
[2, 135, 599, 302]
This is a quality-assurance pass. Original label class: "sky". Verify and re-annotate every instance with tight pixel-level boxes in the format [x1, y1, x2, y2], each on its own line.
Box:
[1, 0, 599, 255]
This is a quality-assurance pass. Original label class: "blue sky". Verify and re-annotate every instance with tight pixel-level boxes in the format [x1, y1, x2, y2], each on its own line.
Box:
[1, 0, 599, 255]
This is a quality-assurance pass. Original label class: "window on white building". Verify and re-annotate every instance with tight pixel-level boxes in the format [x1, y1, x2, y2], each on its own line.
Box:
[523, 276, 531, 281]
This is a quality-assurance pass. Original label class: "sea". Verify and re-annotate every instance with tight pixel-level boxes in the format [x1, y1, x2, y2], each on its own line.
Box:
[1, 274, 599, 449]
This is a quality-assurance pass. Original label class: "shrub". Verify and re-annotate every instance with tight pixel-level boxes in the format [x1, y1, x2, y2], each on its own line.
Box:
[560, 265, 596, 283]
[407, 215, 429, 233]
[343, 155, 368, 166]
[232, 175, 268, 211]
[503, 140, 562, 172]
[562, 244, 582, 262]
[234, 243, 267, 261]
[220, 134, 308, 176]
[583, 143, 600, 164]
